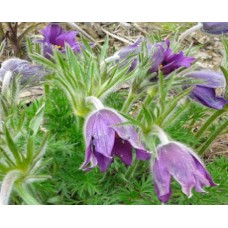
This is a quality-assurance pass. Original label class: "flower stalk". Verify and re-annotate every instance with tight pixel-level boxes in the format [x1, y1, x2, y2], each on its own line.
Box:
[178, 23, 203, 42]
[198, 118, 228, 155]
[121, 89, 135, 113]
[195, 109, 227, 139]
[0, 170, 22, 205]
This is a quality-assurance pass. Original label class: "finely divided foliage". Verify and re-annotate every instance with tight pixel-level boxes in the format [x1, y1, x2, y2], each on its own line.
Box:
[0, 22, 227, 205]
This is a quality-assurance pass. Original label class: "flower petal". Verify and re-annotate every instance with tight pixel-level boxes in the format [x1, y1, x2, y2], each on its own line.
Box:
[94, 151, 112, 172]
[55, 31, 79, 50]
[84, 110, 116, 158]
[153, 159, 171, 203]
[116, 37, 143, 59]
[135, 149, 151, 160]
[162, 51, 194, 75]
[185, 70, 226, 88]
[190, 86, 227, 110]
[39, 24, 63, 44]
[92, 116, 115, 158]
[112, 137, 133, 166]
[80, 142, 98, 171]
[192, 156, 217, 187]
[157, 143, 196, 197]
[148, 42, 166, 73]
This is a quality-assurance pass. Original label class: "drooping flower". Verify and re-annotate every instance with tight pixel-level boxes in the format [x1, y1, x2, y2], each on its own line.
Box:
[152, 141, 216, 203]
[37, 23, 81, 58]
[111, 38, 194, 75]
[0, 58, 49, 84]
[201, 22, 228, 35]
[80, 108, 151, 172]
[185, 70, 227, 110]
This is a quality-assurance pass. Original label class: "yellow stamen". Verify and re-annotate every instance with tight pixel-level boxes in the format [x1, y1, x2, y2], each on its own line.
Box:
[54, 45, 62, 50]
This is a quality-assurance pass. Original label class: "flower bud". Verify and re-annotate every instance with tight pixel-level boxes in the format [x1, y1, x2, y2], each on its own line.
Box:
[201, 22, 228, 35]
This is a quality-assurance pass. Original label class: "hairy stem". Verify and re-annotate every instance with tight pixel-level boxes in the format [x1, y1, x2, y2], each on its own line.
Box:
[14, 184, 40, 205]
[0, 170, 22, 205]
[121, 90, 135, 113]
[198, 119, 228, 155]
[178, 23, 203, 42]
[195, 109, 226, 138]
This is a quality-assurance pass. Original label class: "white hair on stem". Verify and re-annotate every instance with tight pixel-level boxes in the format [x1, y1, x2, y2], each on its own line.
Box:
[0, 170, 22, 205]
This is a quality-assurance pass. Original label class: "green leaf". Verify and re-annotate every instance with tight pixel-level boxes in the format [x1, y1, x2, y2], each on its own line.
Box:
[30, 132, 49, 172]
[157, 87, 192, 125]
[29, 103, 45, 136]
[141, 104, 154, 129]
[118, 112, 143, 128]
[25, 136, 35, 164]
[29, 53, 56, 70]
[99, 36, 109, 62]
[3, 125, 22, 164]
[220, 65, 228, 87]
[0, 146, 16, 167]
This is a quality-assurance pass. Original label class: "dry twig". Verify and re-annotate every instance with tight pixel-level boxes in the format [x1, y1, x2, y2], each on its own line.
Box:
[66, 22, 101, 47]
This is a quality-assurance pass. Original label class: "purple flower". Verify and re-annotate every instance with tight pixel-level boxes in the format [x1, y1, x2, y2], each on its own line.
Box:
[201, 22, 228, 35]
[0, 58, 49, 84]
[80, 108, 151, 172]
[37, 23, 81, 58]
[148, 40, 195, 75]
[185, 70, 227, 110]
[152, 142, 216, 203]
[114, 38, 194, 75]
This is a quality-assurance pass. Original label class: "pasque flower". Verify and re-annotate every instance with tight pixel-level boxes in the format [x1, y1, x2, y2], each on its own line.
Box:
[152, 141, 216, 203]
[0, 58, 49, 84]
[185, 70, 227, 110]
[80, 108, 151, 172]
[148, 40, 195, 75]
[37, 23, 81, 58]
[201, 22, 228, 35]
[111, 38, 194, 75]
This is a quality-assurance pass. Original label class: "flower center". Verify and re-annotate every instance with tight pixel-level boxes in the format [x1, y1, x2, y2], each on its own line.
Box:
[54, 44, 63, 50]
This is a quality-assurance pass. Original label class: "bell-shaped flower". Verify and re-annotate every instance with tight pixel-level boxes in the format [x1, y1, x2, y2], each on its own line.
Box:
[37, 23, 81, 58]
[0, 58, 49, 85]
[152, 141, 216, 203]
[81, 108, 151, 172]
[201, 22, 228, 35]
[185, 70, 227, 110]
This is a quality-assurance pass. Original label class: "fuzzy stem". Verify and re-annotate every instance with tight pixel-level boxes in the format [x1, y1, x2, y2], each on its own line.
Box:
[178, 23, 203, 42]
[163, 103, 189, 128]
[195, 109, 226, 139]
[100, 55, 120, 69]
[104, 55, 119, 63]
[153, 126, 169, 145]
[198, 119, 228, 155]
[137, 95, 152, 120]
[0, 170, 22, 205]
[14, 184, 40, 205]
[76, 116, 84, 131]
[121, 89, 135, 113]
[86, 96, 104, 110]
